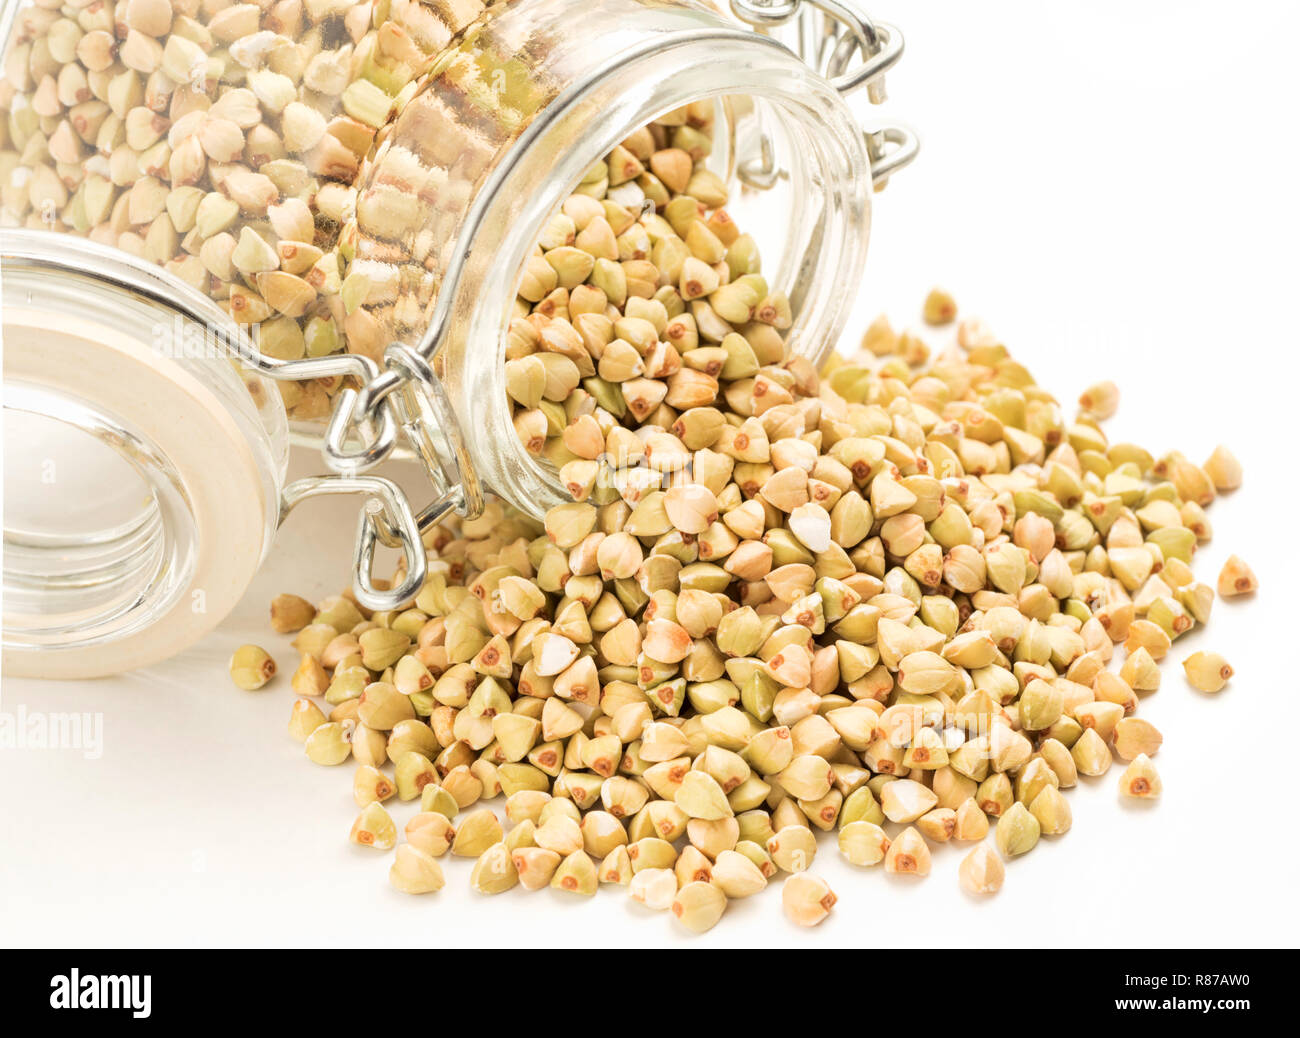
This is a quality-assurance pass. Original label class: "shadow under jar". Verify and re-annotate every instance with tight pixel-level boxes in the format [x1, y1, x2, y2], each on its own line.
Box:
[0, 0, 912, 677]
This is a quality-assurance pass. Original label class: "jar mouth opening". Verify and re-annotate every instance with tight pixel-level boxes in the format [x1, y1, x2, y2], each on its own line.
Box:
[456, 29, 870, 520]
[2, 379, 199, 654]
[493, 93, 739, 504]
[1, 232, 284, 676]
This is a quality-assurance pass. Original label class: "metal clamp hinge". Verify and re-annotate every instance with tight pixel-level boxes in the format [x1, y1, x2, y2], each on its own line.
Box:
[730, 0, 918, 187]
[234, 333, 474, 614]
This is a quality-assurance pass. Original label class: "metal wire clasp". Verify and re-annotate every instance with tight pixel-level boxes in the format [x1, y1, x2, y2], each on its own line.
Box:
[279, 473, 427, 610]
[292, 339, 483, 612]
[229, 325, 472, 614]
[729, 0, 918, 186]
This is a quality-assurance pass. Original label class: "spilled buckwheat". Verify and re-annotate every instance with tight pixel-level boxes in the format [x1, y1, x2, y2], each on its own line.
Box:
[0, 0, 1252, 928]
[258, 141, 1247, 930]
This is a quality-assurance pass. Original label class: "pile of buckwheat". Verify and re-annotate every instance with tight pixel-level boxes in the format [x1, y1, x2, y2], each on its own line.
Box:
[0, 0, 1254, 933]
[237, 244, 1253, 931]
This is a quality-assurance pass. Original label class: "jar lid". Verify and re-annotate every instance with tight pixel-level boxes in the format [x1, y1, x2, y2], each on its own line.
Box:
[2, 231, 286, 678]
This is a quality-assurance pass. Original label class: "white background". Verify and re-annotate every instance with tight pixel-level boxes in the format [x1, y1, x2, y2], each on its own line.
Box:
[3, 0, 1299, 948]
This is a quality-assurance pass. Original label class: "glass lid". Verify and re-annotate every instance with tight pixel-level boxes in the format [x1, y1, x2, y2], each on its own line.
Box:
[2, 230, 286, 678]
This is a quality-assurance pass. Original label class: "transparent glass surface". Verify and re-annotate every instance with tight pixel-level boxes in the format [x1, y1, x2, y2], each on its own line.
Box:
[352, 0, 871, 517]
[0, 0, 497, 420]
[2, 378, 200, 649]
[1, 0, 870, 526]
[1, 236, 287, 656]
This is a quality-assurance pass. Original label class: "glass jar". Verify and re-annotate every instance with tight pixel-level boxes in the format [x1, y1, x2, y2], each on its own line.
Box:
[0, 0, 915, 677]
[2, 230, 429, 677]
